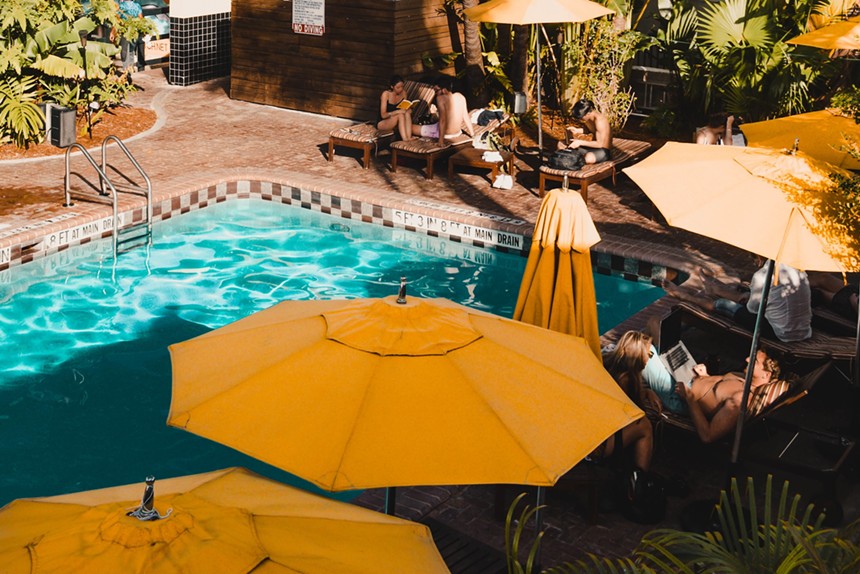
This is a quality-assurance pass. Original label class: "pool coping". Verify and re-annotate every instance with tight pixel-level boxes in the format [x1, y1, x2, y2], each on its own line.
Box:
[0, 172, 707, 289]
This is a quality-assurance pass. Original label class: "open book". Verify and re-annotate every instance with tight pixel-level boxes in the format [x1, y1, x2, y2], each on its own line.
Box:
[659, 340, 697, 386]
[396, 99, 420, 110]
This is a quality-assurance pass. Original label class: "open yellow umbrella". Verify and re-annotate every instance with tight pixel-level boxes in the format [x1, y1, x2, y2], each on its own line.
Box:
[624, 142, 847, 462]
[168, 296, 642, 494]
[513, 188, 601, 357]
[464, 0, 614, 155]
[740, 109, 860, 170]
[788, 15, 860, 50]
[0, 467, 449, 574]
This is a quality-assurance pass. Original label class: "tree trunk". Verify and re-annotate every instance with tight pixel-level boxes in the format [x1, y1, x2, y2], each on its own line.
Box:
[511, 24, 530, 99]
[462, 0, 486, 106]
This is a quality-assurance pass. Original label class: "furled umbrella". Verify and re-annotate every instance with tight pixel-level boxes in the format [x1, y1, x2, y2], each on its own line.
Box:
[167, 296, 642, 505]
[740, 109, 860, 170]
[788, 15, 860, 50]
[513, 187, 601, 358]
[464, 0, 614, 157]
[0, 467, 450, 573]
[623, 142, 848, 462]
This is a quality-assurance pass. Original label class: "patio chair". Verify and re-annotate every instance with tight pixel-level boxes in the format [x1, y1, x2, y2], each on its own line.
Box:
[327, 80, 437, 169]
[539, 137, 652, 201]
[662, 301, 857, 362]
[389, 112, 509, 179]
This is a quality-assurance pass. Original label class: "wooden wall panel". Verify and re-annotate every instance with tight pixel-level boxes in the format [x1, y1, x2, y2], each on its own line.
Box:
[231, 0, 460, 121]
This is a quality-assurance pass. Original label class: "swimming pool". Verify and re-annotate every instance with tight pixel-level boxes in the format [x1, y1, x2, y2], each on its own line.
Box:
[0, 199, 663, 505]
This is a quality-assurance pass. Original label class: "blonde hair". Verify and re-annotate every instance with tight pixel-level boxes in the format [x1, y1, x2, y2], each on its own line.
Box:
[603, 331, 652, 405]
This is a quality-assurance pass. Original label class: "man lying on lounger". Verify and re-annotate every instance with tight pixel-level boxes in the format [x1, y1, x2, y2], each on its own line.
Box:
[557, 99, 613, 165]
[673, 349, 788, 443]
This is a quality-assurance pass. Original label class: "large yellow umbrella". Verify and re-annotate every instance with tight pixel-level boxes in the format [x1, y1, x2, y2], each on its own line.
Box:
[788, 15, 860, 50]
[513, 188, 601, 358]
[168, 296, 642, 493]
[740, 109, 860, 170]
[464, 0, 614, 155]
[624, 142, 846, 462]
[0, 467, 449, 573]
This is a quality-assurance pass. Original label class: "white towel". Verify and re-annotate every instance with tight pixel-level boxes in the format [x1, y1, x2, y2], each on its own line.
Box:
[482, 151, 503, 162]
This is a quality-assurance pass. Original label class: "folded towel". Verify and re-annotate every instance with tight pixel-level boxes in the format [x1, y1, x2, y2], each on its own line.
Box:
[482, 151, 503, 162]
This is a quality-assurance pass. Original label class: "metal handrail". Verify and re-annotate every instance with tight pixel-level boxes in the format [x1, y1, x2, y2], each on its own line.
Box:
[64, 143, 121, 253]
[101, 135, 153, 242]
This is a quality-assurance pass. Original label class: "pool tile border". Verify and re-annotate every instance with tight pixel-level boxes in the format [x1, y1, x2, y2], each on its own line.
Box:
[0, 176, 687, 286]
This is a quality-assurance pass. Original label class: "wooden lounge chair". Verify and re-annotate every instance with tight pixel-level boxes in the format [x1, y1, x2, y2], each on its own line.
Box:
[538, 137, 652, 201]
[327, 80, 437, 169]
[663, 301, 857, 362]
[389, 113, 509, 179]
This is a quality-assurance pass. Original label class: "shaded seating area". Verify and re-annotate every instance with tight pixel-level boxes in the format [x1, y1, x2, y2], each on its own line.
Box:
[539, 137, 652, 201]
[662, 301, 857, 363]
[327, 80, 437, 169]
[389, 113, 509, 179]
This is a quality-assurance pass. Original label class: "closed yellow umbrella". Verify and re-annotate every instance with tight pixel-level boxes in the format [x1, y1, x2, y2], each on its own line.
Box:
[0, 467, 449, 574]
[514, 188, 601, 358]
[168, 296, 642, 492]
[741, 109, 860, 170]
[788, 15, 860, 50]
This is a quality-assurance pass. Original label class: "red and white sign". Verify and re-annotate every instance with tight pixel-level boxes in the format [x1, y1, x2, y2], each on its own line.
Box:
[292, 0, 325, 36]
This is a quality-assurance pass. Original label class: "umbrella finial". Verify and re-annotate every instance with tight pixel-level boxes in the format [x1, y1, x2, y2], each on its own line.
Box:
[792, 137, 799, 155]
[396, 277, 407, 304]
[127, 476, 172, 521]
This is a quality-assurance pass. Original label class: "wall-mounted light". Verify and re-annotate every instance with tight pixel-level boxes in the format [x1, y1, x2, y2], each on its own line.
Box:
[658, 0, 673, 20]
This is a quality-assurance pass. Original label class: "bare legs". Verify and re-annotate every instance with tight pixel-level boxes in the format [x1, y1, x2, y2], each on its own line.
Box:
[808, 272, 859, 315]
[377, 110, 415, 141]
[602, 418, 653, 471]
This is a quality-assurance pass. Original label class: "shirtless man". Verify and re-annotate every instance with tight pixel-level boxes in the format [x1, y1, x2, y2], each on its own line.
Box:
[433, 75, 474, 146]
[675, 350, 781, 443]
[559, 99, 613, 164]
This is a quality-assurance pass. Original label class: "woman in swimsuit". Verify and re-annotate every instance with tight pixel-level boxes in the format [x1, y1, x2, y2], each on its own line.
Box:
[377, 75, 416, 142]
[594, 331, 658, 471]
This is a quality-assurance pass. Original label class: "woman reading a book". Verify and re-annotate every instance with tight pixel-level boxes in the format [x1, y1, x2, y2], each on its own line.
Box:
[378, 75, 418, 141]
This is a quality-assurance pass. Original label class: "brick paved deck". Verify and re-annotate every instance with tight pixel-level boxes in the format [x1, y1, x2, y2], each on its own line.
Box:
[1, 70, 855, 568]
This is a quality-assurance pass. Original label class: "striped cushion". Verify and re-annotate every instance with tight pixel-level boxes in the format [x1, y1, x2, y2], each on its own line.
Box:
[540, 138, 651, 176]
[329, 123, 392, 143]
[747, 380, 792, 418]
[390, 114, 507, 154]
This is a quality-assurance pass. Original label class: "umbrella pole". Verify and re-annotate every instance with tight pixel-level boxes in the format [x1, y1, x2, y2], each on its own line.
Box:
[730, 259, 775, 466]
[536, 27, 543, 163]
[384, 486, 397, 516]
[534, 485, 545, 569]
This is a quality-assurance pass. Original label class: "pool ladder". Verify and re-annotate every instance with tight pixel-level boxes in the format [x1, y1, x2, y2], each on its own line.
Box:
[64, 135, 153, 256]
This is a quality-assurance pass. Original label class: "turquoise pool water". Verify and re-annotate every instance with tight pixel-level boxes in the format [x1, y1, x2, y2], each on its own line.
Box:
[0, 199, 663, 505]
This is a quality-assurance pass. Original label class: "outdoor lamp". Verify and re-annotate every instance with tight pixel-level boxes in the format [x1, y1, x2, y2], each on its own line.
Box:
[658, 0, 673, 20]
[79, 29, 87, 47]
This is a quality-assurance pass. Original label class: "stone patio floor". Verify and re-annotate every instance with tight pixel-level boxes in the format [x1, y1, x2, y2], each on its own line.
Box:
[1, 69, 857, 568]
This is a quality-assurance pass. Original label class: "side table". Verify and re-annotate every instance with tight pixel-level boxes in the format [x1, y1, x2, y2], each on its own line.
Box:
[448, 146, 514, 185]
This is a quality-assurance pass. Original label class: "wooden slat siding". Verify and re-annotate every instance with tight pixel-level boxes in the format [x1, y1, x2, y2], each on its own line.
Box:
[231, 0, 459, 121]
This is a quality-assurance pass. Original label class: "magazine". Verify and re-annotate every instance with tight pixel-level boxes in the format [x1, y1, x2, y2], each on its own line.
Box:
[659, 340, 697, 385]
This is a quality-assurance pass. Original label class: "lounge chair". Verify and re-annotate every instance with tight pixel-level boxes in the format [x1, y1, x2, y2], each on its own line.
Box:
[327, 80, 437, 169]
[662, 301, 857, 362]
[539, 137, 652, 201]
[389, 113, 509, 179]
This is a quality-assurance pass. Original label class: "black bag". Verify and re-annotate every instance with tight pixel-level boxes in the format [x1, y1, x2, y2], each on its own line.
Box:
[548, 148, 585, 171]
[621, 467, 668, 524]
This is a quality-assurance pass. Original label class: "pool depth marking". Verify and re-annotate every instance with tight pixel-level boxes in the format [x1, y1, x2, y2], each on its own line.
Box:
[405, 198, 528, 226]
[393, 209, 523, 249]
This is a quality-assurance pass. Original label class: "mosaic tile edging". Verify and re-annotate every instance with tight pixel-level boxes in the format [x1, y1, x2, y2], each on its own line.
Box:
[0, 178, 679, 286]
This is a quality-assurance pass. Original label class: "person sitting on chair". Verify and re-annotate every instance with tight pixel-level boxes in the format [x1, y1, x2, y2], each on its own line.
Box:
[662, 261, 812, 343]
[557, 99, 613, 165]
[675, 349, 789, 443]
[595, 331, 660, 471]
[433, 75, 474, 146]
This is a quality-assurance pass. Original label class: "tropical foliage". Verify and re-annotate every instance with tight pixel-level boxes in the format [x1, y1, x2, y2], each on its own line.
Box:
[0, 0, 132, 147]
[505, 476, 860, 573]
[650, 0, 842, 134]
